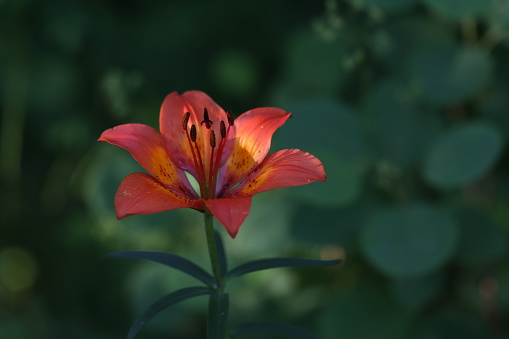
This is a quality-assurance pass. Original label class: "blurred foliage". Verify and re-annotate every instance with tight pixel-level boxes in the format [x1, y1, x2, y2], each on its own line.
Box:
[1, 0, 509, 338]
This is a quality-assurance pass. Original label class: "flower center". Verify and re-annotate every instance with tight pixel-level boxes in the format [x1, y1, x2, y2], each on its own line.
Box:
[182, 108, 234, 199]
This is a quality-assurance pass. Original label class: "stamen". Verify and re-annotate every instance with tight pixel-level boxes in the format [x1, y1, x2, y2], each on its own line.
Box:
[220, 121, 226, 139]
[210, 130, 216, 149]
[190, 125, 197, 142]
[182, 112, 191, 130]
[226, 111, 234, 126]
[201, 107, 213, 129]
[184, 122, 206, 197]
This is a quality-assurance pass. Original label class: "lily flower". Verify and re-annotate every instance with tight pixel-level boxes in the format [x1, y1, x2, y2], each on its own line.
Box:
[99, 91, 325, 238]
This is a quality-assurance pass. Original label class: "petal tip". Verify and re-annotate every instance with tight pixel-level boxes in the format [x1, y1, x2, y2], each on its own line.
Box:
[205, 197, 252, 240]
[226, 228, 239, 239]
[115, 210, 127, 220]
[97, 129, 109, 142]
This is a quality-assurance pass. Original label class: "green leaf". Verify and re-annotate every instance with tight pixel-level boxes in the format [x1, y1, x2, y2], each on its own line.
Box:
[485, 0, 509, 30]
[232, 321, 318, 339]
[207, 292, 229, 339]
[225, 258, 340, 280]
[361, 204, 458, 279]
[128, 286, 210, 339]
[410, 46, 493, 105]
[214, 230, 228, 277]
[104, 251, 215, 287]
[423, 122, 504, 189]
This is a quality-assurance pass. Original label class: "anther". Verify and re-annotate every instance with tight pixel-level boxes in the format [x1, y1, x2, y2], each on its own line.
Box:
[220, 121, 226, 139]
[182, 112, 191, 130]
[226, 111, 234, 126]
[190, 125, 197, 142]
[210, 130, 216, 148]
[201, 108, 213, 129]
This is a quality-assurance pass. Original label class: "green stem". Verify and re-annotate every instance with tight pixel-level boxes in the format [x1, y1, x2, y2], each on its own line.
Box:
[204, 213, 229, 339]
[204, 212, 222, 289]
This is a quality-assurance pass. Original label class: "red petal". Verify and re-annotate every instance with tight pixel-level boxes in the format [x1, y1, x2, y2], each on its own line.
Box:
[218, 107, 291, 193]
[205, 197, 252, 238]
[229, 149, 326, 197]
[99, 123, 196, 197]
[159, 91, 232, 178]
[115, 172, 203, 218]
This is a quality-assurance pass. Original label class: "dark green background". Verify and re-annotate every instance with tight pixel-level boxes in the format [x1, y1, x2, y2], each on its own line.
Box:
[1, 0, 509, 338]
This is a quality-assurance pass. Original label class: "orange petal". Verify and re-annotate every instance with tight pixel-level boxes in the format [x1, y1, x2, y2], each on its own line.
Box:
[115, 173, 203, 219]
[205, 197, 252, 238]
[218, 107, 291, 194]
[229, 149, 326, 197]
[99, 123, 196, 197]
[159, 91, 232, 178]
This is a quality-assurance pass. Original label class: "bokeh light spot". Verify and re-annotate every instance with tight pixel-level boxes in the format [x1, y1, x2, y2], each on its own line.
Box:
[0, 247, 39, 293]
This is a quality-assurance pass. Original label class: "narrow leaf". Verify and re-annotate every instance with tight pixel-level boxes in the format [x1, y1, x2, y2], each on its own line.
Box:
[207, 291, 229, 339]
[226, 257, 341, 280]
[231, 321, 318, 339]
[214, 229, 228, 277]
[128, 286, 210, 339]
[104, 251, 214, 287]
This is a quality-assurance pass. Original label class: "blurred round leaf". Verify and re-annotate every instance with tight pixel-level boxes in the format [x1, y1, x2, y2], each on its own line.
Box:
[424, 0, 489, 20]
[410, 46, 494, 105]
[278, 98, 369, 206]
[454, 207, 508, 266]
[423, 122, 503, 189]
[485, 0, 509, 30]
[349, 0, 419, 13]
[361, 204, 458, 279]
[319, 285, 408, 339]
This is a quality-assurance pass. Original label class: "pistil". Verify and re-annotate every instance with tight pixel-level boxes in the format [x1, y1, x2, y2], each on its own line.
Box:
[208, 130, 217, 196]
[209, 112, 233, 196]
